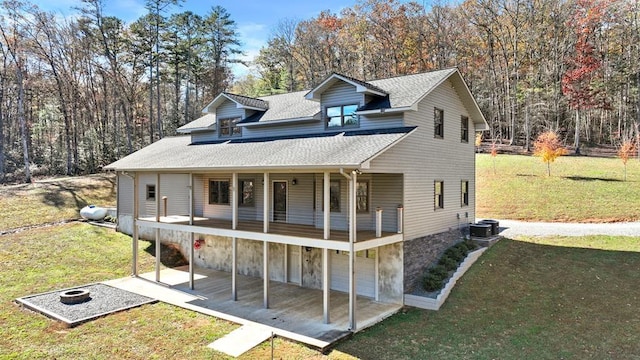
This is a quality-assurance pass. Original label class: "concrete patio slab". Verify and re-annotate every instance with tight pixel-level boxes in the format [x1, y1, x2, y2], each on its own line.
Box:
[208, 324, 272, 357]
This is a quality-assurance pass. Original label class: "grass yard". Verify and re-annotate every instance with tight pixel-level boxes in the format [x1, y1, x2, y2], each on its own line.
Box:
[336, 236, 640, 359]
[3, 157, 640, 359]
[477, 154, 640, 222]
[0, 174, 116, 231]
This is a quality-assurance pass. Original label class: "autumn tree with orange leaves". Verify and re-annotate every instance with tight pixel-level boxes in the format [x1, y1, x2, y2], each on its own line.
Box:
[618, 140, 636, 181]
[533, 131, 568, 176]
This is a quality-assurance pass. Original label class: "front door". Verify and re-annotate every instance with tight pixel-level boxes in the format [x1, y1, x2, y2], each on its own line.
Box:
[273, 181, 287, 222]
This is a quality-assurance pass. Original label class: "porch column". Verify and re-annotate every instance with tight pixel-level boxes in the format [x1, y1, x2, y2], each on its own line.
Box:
[232, 173, 238, 230]
[323, 171, 331, 324]
[323, 171, 330, 239]
[155, 173, 161, 282]
[232, 237, 237, 300]
[132, 172, 139, 277]
[323, 247, 330, 324]
[349, 171, 357, 331]
[188, 173, 195, 290]
[263, 172, 269, 233]
[264, 240, 270, 308]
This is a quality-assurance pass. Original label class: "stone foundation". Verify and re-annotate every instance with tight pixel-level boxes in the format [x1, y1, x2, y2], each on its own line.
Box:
[403, 228, 464, 293]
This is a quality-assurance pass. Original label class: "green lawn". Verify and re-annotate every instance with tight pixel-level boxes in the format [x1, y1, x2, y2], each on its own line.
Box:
[3, 158, 640, 359]
[0, 174, 116, 231]
[477, 154, 640, 222]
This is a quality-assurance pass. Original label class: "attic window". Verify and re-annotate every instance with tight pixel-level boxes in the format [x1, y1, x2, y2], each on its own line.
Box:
[327, 104, 358, 128]
[219, 117, 241, 137]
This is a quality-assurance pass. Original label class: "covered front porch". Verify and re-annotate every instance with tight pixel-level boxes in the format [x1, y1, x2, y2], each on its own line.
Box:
[105, 266, 402, 350]
[125, 169, 405, 331]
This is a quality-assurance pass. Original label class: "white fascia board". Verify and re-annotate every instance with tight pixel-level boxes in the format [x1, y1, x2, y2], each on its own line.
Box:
[176, 126, 215, 134]
[355, 106, 415, 116]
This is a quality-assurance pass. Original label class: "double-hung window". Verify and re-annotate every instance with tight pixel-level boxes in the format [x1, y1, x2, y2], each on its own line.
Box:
[434, 108, 444, 138]
[146, 185, 156, 201]
[434, 181, 444, 210]
[239, 179, 255, 206]
[209, 180, 230, 205]
[461, 180, 469, 206]
[327, 104, 358, 128]
[356, 181, 369, 213]
[461, 116, 469, 142]
[219, 117, 241, 137]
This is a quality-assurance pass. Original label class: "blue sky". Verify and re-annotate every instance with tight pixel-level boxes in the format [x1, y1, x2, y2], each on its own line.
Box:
[30, 0, 358, 77]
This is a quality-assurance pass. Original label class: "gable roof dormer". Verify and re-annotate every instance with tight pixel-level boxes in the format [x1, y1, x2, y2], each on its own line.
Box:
[203, 92, 269, 113]
[304, 72, 388, 102]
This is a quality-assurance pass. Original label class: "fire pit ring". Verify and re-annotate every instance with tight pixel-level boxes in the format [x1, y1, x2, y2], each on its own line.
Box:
[60, 289, 91, 305]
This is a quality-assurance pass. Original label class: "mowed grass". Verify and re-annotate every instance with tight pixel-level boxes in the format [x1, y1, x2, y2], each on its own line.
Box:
[0, 223, 342, 359]
[3, 162, 640, 359]
[477, 154, 640, 222]
[0, 174, 117, 231]
[336, 236, 640, 359]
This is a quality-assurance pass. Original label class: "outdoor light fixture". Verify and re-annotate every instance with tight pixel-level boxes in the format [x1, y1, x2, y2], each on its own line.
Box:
[292, 178, 298, 185]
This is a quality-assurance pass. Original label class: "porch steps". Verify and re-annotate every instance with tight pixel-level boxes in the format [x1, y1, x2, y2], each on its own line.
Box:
[208, 324, 273, 357]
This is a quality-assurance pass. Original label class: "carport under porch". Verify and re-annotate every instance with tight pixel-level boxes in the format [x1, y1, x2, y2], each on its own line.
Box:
[134, 218, 405, 332]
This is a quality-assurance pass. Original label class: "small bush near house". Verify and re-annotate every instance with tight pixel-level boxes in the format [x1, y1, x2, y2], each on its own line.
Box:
[423, 240, 478, 292]
[438, 255, 459, 271]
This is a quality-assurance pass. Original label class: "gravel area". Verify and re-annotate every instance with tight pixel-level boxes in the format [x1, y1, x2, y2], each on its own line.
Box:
[17, 283, 156, 326]
[493, 219, 640, 237]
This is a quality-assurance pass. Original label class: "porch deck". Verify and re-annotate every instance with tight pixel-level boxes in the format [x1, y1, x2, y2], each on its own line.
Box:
[139, 215, 403, 250]
[105, 266, 401, 350]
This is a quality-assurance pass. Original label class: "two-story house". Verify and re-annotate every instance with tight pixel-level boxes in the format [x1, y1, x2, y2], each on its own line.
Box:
[105, 68, 487, 333]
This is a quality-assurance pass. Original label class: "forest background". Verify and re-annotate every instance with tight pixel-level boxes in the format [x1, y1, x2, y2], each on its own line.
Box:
[0, 0, 638, 184]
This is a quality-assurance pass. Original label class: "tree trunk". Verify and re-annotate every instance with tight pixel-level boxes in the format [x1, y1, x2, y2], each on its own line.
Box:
[574, 110, 581, 155]
[16, 65, 30, 182]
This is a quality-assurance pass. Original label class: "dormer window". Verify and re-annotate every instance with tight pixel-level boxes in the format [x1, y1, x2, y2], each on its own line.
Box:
[219, 117, 241, 137]
[327, 104, 358, 128]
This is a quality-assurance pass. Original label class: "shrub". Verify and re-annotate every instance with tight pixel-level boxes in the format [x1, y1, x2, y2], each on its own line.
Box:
[438, 255, 459, 272]
[464, 239, 478, 251]
[454, 241, 470, 254]
[423, 272, 445, 292]
[444, 247, 466, 262]
[430, 264, 449, 279]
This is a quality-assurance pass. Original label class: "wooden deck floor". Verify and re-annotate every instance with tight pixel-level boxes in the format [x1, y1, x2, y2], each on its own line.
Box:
[148, 215, 395, 242]
[105, 266, 401, 349]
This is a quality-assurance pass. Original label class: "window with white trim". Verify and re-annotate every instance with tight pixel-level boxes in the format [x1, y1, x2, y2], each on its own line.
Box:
[209, 180, 230, 205]
[219, 117, 241, 137]
[461, 180, 469, 206]
[326, 104, 358, 128]
[434, 181, 444, 210]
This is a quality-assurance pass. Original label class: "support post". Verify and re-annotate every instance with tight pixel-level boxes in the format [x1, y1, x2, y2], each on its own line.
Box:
[323, 247, 330, 324]
[232, 173, 238, 230]
[132, 172, 139, 277]
[155, 173, 161, 282]
[189, 173, 194, 290]
[375, 207, 383, 238]
[263, 173, 270, 233]
[349, 171, 357, 331]
[397, 205, 404, 234]
[323, 171, 330, 240]
[232, 237, 237, 300]
[263, 240, 269, 308]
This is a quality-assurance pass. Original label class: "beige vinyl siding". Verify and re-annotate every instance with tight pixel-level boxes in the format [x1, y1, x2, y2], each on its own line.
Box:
[117, 173, 133, 215]
[194, 174, 204, 216]
[369, 173, 403, 232]
[369, 79, 476, 239]
[158, 174, 190, 216]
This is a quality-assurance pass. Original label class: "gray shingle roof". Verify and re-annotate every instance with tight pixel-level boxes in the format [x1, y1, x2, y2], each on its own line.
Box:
[105, 128, 415, 171]
[223, 92, 269, 110]
[368, 68, 457, 109]
[329, 72, 389, 95]
[251, 91, 319, 123]
[177, 113, 216, 132]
